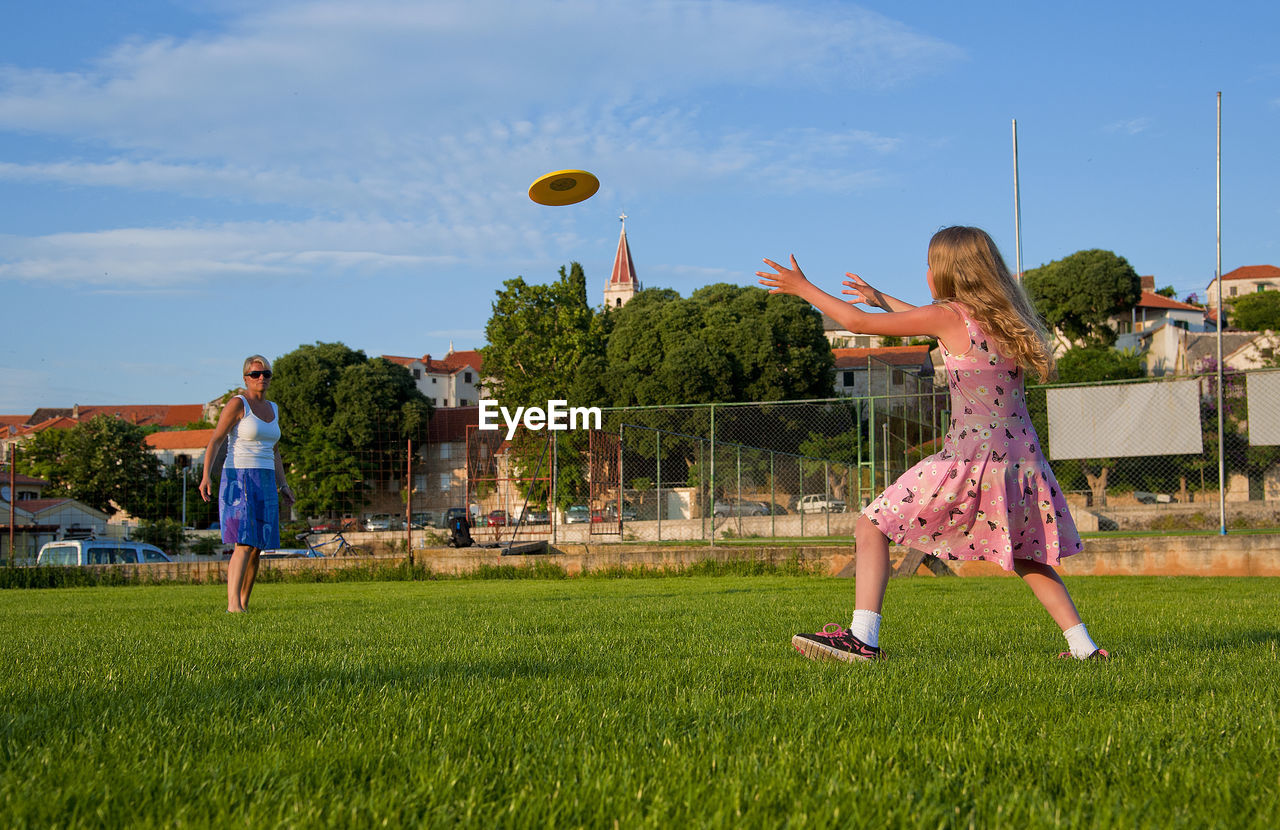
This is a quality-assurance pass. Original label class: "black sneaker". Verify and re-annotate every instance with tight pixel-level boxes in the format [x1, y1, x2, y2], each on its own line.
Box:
[792, 624, 882, 663]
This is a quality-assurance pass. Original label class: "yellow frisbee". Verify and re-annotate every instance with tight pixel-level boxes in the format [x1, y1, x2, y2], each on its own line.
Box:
[528, 169, 600, 206]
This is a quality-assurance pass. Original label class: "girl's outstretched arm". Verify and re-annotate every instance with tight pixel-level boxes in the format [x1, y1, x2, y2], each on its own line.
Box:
[842, 274, 917, 312]
[757, 255, 968, 351]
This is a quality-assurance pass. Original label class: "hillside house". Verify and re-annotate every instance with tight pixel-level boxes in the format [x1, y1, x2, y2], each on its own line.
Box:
[1205, 264, 1280, 306]
[833, 345, 936, 399]
[382, 347, 484, 408]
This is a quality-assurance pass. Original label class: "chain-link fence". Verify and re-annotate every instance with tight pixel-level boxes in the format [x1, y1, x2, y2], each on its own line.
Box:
[8, 367, 1280, 560]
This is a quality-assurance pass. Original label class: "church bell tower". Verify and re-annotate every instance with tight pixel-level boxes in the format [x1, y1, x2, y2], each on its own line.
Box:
[603, 214, 640, 309]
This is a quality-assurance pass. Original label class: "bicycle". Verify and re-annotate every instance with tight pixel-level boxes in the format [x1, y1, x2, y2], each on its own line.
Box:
[295, 530, 365, 558]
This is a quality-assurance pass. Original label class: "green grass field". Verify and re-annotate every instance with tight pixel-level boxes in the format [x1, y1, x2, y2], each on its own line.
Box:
[2, 575, 1277, 828]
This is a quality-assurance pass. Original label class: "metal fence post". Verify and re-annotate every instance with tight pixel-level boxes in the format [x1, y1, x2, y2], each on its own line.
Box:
[655, 429, 662, 542]
[709, 404, 716, 545]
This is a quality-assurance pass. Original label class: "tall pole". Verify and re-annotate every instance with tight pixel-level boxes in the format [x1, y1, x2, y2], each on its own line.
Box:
[8, 456, 15, 565]
[406, 437, 414, 565]
[1012, 118, 1023, 280]
[1216, 91, 1226, 535]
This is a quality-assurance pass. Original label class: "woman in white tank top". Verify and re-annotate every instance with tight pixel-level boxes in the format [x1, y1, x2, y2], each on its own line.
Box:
[199, 354, 294, 613]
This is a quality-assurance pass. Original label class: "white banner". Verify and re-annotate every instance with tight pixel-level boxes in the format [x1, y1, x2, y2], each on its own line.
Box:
[1247, 371, 1280, 446]
[1047, 380, 1203, 460]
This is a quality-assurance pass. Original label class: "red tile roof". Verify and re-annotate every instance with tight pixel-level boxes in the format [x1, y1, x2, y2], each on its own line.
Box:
[380, 351, 483, 375]
[1136, 291, 1204, 311]
[15, 416, 79, 437]
[13, 498, 72, 514]
[145, 429, 216, 450]
[425, 406, 479, 443]
[1219, 265, 1280, 282]
[0, 467, 48, 487]
[441, 350, 482, 371]
[832, 345, 933, 369]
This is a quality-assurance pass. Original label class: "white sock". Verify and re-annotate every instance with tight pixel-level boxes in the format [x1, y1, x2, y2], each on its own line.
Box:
[850, 610, 882, 648]
[1063, 623, 1098, 659]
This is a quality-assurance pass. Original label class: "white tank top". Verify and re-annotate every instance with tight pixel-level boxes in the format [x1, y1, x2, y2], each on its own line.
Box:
[224, 396, 280, 470]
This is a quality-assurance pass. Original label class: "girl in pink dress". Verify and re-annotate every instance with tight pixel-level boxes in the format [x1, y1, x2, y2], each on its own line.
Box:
[758, 226, 1108, 662]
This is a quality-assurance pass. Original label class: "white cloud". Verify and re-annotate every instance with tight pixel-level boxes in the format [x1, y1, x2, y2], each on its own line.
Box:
[0, 220, 468, 286]
[0, 1, 961, 285]
[1104, 117, 1152, 135]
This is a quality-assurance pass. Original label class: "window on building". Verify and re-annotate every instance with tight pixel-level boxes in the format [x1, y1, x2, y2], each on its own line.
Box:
[464, 371, 472, 383]
[431, 377, 437, 384]
[1259, 285, 1267, 293]
[413, 368, 420, 379]
[459, 399, 469, 407]
[855, 336, 871, 347]
[842, 371, 856, 386]
[438, 473, 451, 491]
[1262, 348, 1275, 359]
[1230, 287, 1237, 296]
[413, 474, 428, 492]
[439, 444, 451, 460]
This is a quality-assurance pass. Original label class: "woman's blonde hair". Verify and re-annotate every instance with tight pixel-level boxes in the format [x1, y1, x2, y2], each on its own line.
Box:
[242, 354, 271, 375]
[928, 226, 1054, 381]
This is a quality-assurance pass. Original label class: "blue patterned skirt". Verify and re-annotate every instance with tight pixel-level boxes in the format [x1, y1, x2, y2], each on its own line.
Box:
[219, 467, 280, 549]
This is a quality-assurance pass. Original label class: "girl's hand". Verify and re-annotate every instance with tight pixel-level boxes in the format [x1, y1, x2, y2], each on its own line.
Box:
[198, 475, 213, 503]
[841, 273, 882, 308]
[756, 255, 812, 296]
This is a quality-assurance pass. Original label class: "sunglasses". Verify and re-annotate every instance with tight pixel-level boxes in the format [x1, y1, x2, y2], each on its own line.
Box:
[245, 370, 273, 379]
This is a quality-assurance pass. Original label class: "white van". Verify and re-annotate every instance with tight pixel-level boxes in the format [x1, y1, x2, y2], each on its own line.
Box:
[37, 540, 173, 566]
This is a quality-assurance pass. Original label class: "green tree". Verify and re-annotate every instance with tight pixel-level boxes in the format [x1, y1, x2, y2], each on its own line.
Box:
[17, 415, 162, 514]
[1227, 290, 1280, 332]
[1023, 249, 1142, 345]
[481, 263, 599, 510]
[269, 343, 431, 519]
[1056, 345, 1146, 384]
[270, 342, 368, 436]
[602, 284, 833, 407]
[482, 262, 596, 408]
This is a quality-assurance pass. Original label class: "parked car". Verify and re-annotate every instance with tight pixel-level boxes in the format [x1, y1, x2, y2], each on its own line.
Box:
[713, 499, 768, 517]
[564, 505, 591, 524]
[363, 514, 391, 532]
[795, 494, 847, 513]
[37, 539, 172, 566]
[410, 511, 437, 529]
[609, 501, 638, 521]
[486, 510, 509, 527]
[445, 507, 470, 527]
[517, 507, 550, 525]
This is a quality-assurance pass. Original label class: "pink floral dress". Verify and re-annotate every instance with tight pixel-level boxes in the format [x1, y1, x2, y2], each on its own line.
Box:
[863, 303, 1082, 570]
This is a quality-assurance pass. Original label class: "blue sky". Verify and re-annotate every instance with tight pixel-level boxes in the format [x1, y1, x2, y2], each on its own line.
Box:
[2, 0, 1277, 413]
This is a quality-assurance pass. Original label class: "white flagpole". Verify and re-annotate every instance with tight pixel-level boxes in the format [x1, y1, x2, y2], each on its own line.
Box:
[1012, 119, 1023, 280]
[1216, 91, 1226, 535]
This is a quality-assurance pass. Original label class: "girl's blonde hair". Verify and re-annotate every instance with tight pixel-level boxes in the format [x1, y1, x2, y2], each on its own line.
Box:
[928, 226, 1054, 382]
